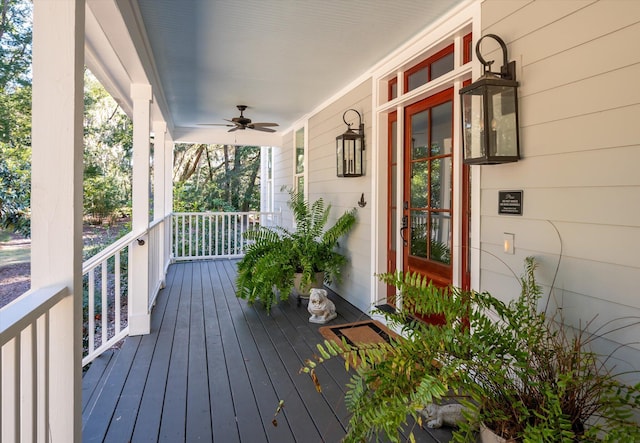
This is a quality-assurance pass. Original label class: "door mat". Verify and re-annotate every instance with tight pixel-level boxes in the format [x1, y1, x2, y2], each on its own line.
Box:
[318, 319, 400, 348]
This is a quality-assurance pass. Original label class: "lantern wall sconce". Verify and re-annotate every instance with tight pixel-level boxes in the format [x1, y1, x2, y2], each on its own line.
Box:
[459, 34, 520, 165]
[336, 109, 365, 177]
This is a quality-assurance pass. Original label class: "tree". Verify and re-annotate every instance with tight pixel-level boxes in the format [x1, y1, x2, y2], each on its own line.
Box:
[173, 143, 261, 212]
[0, 0, 31, 236]
[83, 70, 132, 223]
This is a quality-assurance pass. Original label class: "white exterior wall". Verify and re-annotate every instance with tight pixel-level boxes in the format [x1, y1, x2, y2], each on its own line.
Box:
[477, 0, 640, 380]
[275, 80, 373, 313]
[307, 80, 373, 313]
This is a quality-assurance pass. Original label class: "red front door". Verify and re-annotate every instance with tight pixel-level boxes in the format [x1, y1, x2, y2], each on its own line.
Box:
[403, 88, 454, 290]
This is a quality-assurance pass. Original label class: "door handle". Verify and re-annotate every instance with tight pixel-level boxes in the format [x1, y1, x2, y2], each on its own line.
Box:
[400, 215, 408, 245]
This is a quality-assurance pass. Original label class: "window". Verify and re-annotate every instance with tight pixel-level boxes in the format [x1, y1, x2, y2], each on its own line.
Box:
[294, 127, 305, 192]
[388, 77, 398, 101]
[263, 146, 274, 212]
[404, 44, 455, 93]
[463, 32, 473, 64]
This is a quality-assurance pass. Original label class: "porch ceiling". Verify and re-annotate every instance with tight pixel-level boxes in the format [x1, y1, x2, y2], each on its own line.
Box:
[102, 0, 466, 143]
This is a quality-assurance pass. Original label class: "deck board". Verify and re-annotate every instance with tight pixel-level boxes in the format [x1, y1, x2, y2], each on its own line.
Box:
[82, 260, 452, 442]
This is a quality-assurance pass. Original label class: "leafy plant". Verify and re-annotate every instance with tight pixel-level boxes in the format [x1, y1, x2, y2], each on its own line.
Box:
[303, 258, 640, 442]
[236, 188, 356, 313]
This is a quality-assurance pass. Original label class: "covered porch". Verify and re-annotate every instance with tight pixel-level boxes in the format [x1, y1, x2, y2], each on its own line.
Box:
[81, 259, 453, 443]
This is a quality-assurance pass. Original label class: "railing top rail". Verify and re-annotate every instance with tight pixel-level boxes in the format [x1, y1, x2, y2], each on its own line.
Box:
[149, 215, 167, 230]
[82, 229, 141, 273]
[0, 284, 68, 347]
[172, 211, 281, 216]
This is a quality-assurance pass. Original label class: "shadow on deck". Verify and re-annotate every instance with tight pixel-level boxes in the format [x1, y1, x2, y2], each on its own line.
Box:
[82, 260, 454, 442]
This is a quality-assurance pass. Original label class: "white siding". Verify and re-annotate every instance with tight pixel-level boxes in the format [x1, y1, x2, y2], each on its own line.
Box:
[308, 79, 373, 313]
[478, 0, 640, 378]
[276, 80, 373, 313]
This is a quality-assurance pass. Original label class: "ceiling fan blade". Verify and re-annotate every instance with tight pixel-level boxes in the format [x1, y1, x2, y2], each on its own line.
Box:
[198, 123, 235, 127]
[250, 126, 277, 133]
[251, 122, 279, 127]
[228, 126, 240, 132]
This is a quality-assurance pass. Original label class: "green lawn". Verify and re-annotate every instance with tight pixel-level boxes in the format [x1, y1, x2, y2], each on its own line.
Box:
[0, 229, 30, 266]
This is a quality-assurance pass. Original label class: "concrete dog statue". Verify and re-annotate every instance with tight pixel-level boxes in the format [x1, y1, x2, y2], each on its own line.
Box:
[307, 288, 337, 324]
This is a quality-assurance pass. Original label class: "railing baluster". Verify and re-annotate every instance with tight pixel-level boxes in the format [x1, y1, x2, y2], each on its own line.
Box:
[227, 214, 232, 257]
[88, 272, 95, 353]
[115, 249, 121, 335]
[195, 213, 200, 257]
[29, 322, 37, 441]
[2, 336, 21, 443]
[215, 215, 219, 256]
[181, 215, 186, 258]
[101, 261, 108, 346]
[208, 214, 212, 258]
[39, 313, 49, 443]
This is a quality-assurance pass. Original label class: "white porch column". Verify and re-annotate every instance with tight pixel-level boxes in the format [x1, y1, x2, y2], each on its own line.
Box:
[31, 0, 84, 441]
[164, 134, 174, 263]
[153, 121, 167, 222]
[152, 121, 167, 280]
[129, 83, 152, 335]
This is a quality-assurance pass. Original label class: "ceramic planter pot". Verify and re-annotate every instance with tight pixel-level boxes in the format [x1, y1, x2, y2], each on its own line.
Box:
[294, 272, 324, 305]
[480, 423, 517, 443]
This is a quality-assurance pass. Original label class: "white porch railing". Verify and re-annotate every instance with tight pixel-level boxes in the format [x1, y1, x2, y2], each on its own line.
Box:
[81, 231, 134, 366]
[81, 214, 172, 366]
[0, 211, 275, 439]
[172, 211, 281, 261]
[0, 284, 68, 443]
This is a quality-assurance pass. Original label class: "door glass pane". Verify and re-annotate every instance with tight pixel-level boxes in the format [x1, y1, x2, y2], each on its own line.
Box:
[430, 157, 452, 210]
[391, 208, 397, 248]
[431, 101, 452, 155]
[391, 165, 397, 207]
[411, 110, 429, 159]
[391, 120, 397, 163]
[410, 210, 428, 258]
[430, 213, 451, 264]
[410, 161, 427, 208]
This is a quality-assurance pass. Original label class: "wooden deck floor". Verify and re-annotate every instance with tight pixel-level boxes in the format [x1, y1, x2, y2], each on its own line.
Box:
[82, 260, 454, 443]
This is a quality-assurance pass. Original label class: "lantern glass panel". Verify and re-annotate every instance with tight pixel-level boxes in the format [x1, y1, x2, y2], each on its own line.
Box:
[344, 138, 355, 175]
[354, 138, 362, 175]
[488, 85, 518, 157]
[336, 138, 344, 176]
[461, 90, 485, 160]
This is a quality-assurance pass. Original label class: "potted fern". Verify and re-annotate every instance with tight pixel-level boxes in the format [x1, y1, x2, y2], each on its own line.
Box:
[236, 188, 356, 313]
[303, 258, 640, 442]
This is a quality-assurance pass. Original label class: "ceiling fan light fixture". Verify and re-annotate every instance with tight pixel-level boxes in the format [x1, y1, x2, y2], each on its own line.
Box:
[198, 105, 279, 132]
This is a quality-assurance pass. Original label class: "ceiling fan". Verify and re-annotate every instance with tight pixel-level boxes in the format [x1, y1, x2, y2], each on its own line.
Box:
[201, 105, 279, 133]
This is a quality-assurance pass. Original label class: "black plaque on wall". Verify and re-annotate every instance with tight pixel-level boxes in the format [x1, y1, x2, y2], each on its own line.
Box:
[498, 190, 523, 215]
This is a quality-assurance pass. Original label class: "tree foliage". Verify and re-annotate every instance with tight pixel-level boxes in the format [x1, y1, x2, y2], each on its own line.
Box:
[0, 0, 31, 236]
[83, 70, 132, 223]
[0, 0, 261, 236]
[173, 143, 261, 212]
